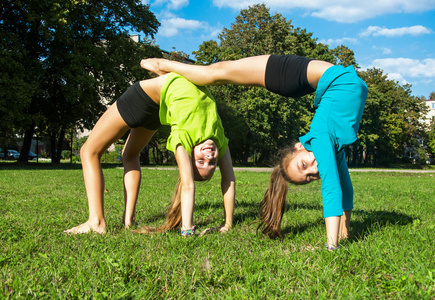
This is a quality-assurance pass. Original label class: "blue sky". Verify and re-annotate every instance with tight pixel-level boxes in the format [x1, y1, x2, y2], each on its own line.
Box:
[139, 0, 435, 98]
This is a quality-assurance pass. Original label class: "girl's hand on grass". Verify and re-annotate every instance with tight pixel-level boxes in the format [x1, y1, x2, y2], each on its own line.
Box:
[200, 225, 230, 236]
[219, 225, 231, 233]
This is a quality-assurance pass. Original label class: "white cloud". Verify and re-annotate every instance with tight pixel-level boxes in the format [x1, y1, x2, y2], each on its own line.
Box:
[318, 37, 358, 46]
[388, 73, 409, 85]
[369, 58, 435, 80]
[212, 0, 435, 23]
[152, 0, 189, 10]
[371, 46, 392, 55]
[158, 18, 208, 37]
[157, 10, 177, 19]
[360, 25, 431, 37]
[208, 28, 222, 40]
[168, 0, 189, 10]
[311, 6, 371, 23]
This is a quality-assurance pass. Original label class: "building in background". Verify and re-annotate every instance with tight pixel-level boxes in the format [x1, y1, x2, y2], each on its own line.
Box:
[423, 98, 435, 124]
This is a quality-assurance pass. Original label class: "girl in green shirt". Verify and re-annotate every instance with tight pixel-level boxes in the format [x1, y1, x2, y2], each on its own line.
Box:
[64, 73, 235, 236]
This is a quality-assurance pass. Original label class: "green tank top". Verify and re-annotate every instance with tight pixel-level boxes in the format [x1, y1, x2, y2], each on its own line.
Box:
[159, 73, 228, 159]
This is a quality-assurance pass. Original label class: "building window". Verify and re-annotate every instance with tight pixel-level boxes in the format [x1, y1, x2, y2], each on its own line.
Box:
[432, 103, 435, 109]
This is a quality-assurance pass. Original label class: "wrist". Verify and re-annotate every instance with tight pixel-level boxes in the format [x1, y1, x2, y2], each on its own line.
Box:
[326, 244, 339, 251]
[181, 226, 196, 236]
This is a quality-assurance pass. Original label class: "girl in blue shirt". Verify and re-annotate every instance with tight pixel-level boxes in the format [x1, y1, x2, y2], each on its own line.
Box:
[141, 55, 368, 250]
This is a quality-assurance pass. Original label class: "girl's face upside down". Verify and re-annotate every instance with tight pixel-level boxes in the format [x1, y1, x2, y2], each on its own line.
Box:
[193, 139, 219, 181]
[286, 142, 320, 184]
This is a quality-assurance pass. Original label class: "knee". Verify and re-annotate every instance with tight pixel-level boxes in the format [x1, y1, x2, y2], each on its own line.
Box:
[80, 141, 102, 162]
[121, 149, 140, 165]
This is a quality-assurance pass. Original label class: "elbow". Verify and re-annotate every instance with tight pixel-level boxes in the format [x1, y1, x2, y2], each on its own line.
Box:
[221, 168, 236, 183]
[180, 181, 195, 193]
[221, 176, 236, 187]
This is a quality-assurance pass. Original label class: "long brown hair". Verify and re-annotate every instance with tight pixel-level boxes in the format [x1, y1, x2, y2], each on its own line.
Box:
[133, 153, 211, 234]
[257, 145, 304, 239]
[133, 178, 183, 234]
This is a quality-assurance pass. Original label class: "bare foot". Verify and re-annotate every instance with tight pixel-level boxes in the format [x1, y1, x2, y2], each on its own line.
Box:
[200, 226, 230, 236]
[140, 58, 168, 75]
[124, 221, 138, 229]
[64, 221, 106, 234]
[338, 228, 349, 241]
[122, 213, 138, 229]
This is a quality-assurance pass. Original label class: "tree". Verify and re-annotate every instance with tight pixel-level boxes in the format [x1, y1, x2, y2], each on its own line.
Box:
[427, 121, 435, 160]
[330, 45, 358, 68]
[1, 0, 161, 163]
[357, 68, 428, 165]
[188, 3, 428, 167]
[430, 92, 435, 100]
[193, 4, 334, 164]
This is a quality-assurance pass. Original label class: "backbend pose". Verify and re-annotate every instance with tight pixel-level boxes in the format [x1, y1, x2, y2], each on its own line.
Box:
[141, 55, 367, 249]
[64, 72, 235, 236]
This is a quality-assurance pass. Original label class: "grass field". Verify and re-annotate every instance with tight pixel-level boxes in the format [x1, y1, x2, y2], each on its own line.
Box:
[1, 163, 434, 299]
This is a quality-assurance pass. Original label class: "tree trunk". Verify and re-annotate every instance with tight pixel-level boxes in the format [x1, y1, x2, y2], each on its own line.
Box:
[257, 149, 270, 166]
[50, 133, 56, 163]
[18, 122, 35, 163]
[140, 145, 150, 165]
[53, 128, 65, 164]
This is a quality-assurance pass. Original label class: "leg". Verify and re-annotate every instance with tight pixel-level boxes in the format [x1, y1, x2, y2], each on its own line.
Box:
[141, 55, 270, 87]
[64, 103, 129, 234]
[325, 216, 340, 249]
[339, 210, 352, 240]
[121, 127, 156, 228]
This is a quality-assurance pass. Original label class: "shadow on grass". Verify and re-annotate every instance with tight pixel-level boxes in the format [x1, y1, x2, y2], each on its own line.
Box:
[280, 203, 325, 237]
[253, 203, 414, 242]
[349, 209, 414, 242]
[134, 198, 261, 230]
[0, 162, 174, 170]
[122, 198, 414, 242]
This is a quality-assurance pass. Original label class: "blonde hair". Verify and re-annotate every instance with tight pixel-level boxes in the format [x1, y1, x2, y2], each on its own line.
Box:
[133, 178, 183, 234]
[257, 145, 308, 239]
[134, 152, 212, 234]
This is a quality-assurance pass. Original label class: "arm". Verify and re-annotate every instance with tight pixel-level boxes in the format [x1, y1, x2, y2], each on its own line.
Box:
[307, 135, 343, 249]
[218, 147, 235, 232]
[175, 145, 196, 231]
[337, 149, 353, 240]
[140, 56, 270, 87]
[199, 147, 235, 236]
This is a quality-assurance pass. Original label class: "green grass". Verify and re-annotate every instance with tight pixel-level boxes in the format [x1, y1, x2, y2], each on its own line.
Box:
[1, 164, 434, 299]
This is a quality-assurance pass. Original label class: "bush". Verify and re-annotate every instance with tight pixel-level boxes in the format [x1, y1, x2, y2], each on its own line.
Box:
[61, 150, 72, 160]
[100, 151, 120, 163]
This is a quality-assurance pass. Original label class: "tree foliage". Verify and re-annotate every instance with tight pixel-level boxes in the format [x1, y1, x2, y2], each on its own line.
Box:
[0, 0, 161, 162]
[357, 68, 428, 165]
[2, 2, 429, 166]
[427, 121, 435, 159]
[193, 4, 336, 164]
[190, 4, 429, 166]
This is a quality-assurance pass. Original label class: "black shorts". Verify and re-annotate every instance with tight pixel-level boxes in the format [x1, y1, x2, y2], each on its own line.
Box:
[265, 55, 315, 98]
[116, 82, 162, 130]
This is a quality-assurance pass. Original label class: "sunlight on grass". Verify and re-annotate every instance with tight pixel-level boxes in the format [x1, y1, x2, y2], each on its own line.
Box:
[0, 164, 434, 298]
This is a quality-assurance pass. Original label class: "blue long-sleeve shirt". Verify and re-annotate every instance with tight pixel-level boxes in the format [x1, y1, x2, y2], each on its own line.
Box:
[299, 65, 367, 218]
